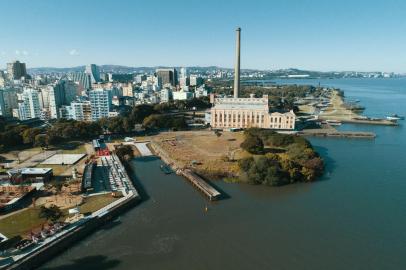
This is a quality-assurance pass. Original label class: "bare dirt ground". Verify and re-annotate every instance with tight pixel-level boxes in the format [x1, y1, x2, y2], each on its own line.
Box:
[35, 180, 83, 209]
[147, 130, 247, 177]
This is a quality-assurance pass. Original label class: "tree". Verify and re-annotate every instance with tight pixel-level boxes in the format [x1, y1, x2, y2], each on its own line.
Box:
[129, 104, 156, 124]
[39, 205, 63, 222]
[21, 128, 42, 145]
[240, 134, 264, 154]
[115, 145, 134, 161]
[142, 114, 164, 130]
[34, 134, 49, 148]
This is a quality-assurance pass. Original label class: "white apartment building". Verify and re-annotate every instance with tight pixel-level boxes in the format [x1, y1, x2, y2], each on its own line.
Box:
[69, 101, 92, 121]
[160, 88, 172, 102]
[17, 88, 41, 120]
[89, 89, 112, 121]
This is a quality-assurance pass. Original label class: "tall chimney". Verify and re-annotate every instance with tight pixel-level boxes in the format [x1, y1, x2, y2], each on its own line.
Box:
[233, 27, 241, 98]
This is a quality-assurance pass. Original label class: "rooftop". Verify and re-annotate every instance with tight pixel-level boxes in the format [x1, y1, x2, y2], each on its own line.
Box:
[8, 168, 53, 176]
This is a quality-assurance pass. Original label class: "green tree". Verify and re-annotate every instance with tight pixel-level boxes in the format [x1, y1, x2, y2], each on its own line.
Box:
[115, 145, 134, 161]
[240, 134, 264, 154]
[34, 134, 49, 148]
[21, 128, 42, 145]
[39, 205, 63, 222]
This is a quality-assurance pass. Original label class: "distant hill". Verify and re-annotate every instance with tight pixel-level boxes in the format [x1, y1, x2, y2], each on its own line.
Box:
[26, 65, 401, 79]
[28, 65, 236, 75]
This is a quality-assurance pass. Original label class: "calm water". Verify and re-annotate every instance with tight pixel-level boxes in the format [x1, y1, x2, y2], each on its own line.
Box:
[41, 78, 406, 270]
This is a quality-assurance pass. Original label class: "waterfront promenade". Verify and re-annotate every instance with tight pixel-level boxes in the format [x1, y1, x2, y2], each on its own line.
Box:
[2, 154, 140, 270]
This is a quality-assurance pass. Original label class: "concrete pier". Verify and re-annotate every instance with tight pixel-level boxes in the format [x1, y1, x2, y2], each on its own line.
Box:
[298, 129, 376, 139]
[179, 169, 221, 201]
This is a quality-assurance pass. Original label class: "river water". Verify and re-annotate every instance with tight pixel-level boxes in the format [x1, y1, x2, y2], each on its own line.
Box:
[41, 78, 406, 270]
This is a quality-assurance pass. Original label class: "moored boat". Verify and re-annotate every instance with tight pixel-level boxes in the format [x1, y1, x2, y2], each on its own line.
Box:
[386, 114, 404, 121]
[325, 120, 342, 126]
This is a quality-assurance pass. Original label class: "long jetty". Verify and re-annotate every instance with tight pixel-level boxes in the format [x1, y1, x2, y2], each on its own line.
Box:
[179, 169, 221, 201]
[298, 129, 376, 139]
[150, 142, 222, 201]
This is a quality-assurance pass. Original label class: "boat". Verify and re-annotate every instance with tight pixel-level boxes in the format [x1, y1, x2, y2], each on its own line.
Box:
[325, 120, 342, 126]
[386, 114, 404, 121]
[160, 164, 173, 174]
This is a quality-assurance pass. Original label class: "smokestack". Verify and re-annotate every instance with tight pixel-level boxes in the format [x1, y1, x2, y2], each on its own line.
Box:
[233, 27, 241, 98]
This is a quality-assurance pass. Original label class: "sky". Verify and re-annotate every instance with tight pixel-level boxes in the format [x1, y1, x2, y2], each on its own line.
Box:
[1, 0, 406, 72]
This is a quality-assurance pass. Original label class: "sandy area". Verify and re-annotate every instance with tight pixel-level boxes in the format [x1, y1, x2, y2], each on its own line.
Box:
[319, 90, 359, 120]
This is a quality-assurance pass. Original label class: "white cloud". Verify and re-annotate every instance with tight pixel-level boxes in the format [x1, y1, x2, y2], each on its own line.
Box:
[0, 51, 6, 56]
[15, 50, 20, 55]
[69, 49, 79, 56]
[22, 50, 29, 56]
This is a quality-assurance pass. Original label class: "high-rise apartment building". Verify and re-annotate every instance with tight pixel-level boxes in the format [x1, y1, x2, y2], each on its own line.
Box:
[0, 88, 18, 117]
[69, 101, 92, 121]
[85, 64, 101, 84]
[156, 68, 178, 87]
[17, 88, 41, 120]
[7, 61, 27, 80]
[89, 89, 112, 121]
[189, 75, 203, 87]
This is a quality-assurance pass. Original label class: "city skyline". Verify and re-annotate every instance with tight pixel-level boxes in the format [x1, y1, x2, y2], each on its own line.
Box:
[1, 0, 406, 72]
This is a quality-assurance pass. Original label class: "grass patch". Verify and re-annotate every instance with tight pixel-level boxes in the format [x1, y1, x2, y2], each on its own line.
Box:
[36, 164, 68, 176]
[79, 194, 117, 214]
[0, 208, 67, 238]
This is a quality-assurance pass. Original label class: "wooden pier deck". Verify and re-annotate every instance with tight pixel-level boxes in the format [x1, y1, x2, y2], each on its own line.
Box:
[179, 169, 221, 201]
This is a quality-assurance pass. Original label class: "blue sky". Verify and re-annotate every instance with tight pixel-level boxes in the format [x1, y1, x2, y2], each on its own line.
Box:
[1, 0, 406, 72]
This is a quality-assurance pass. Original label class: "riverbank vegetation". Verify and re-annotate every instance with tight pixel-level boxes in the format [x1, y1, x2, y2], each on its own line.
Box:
[238, 128, 324, 186]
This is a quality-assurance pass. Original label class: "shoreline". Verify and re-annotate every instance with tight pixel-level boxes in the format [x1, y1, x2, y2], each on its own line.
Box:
[3, 154, 141, 270]
[317, 90, 397, 126]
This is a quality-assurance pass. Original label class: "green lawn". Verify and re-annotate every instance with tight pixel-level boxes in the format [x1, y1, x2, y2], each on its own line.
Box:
[79, 194, 118, 214]
[36, 164, 68, 176]
[0, 208, 48, 238]
[0, 194, 117, 238]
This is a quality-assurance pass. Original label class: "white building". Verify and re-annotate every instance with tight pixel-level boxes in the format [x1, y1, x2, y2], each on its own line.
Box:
[195, 85, 209, 98]
[85, 64, 101, 84]
[173, 90, 194, 101]
[89, 89, 112, 121]
[68, 101, 92, 121]
[17, 89, 41, 120]
[210, 94, 296, 130]
[190, 75, 203, 86]
[160, 88, 173, 102]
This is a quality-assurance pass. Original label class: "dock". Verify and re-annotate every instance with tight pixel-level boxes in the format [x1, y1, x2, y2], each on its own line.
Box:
[298, 129, 376, 139]
[178, 169, 221, 201]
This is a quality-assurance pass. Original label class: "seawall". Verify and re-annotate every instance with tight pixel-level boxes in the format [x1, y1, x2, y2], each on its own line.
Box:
[5, 195, 140, 270]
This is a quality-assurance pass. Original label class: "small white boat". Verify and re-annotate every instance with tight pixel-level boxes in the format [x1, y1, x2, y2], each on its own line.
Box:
[386, 114, 404, 121]
[325, 120, 342, 126]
